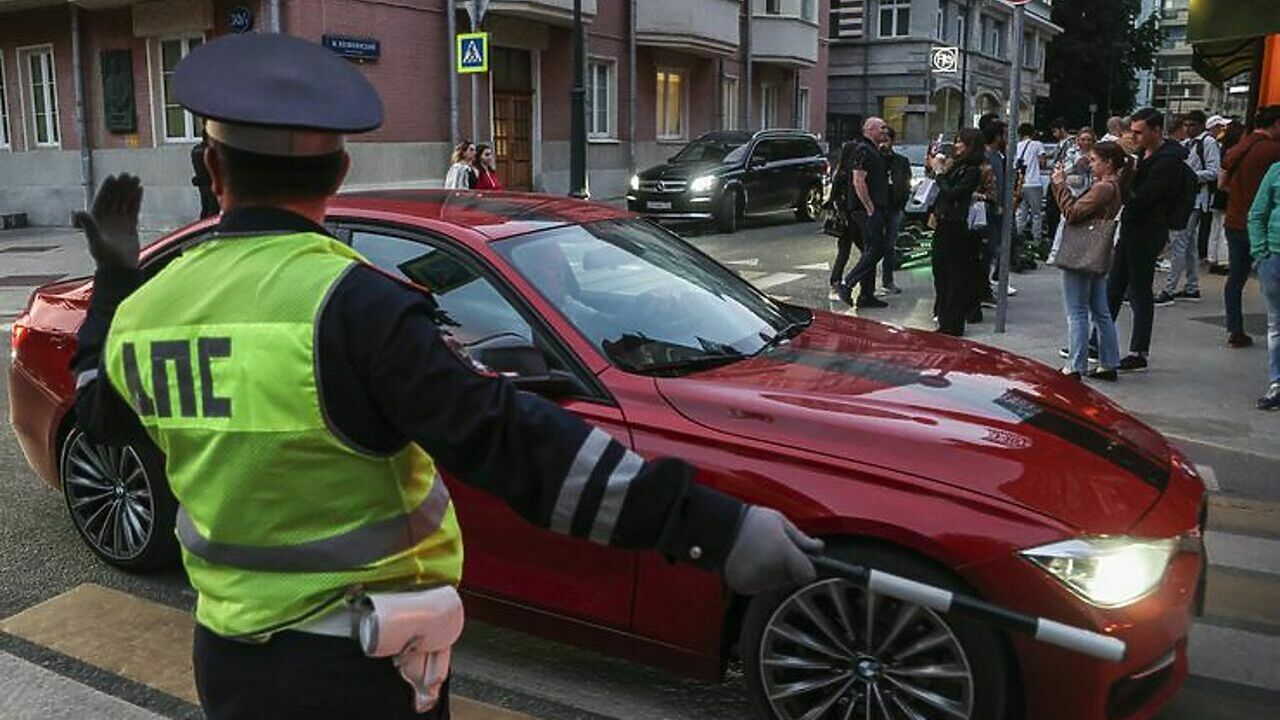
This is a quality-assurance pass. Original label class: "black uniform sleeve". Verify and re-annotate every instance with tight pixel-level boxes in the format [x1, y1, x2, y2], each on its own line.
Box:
[71, 267, 151, 446]
[317, 266, 746, 571]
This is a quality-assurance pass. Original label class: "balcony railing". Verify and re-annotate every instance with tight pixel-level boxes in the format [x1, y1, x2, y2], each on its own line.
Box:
[487, 0, 596, 27]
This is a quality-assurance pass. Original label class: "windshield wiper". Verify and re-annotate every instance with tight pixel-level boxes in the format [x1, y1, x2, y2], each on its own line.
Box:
[755, 318, 811, 356]
[631, 353, 746, 376]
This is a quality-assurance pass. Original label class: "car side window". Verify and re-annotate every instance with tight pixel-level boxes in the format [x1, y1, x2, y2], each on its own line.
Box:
[350, 230, 534, 350]
[752, 140, 780, 165]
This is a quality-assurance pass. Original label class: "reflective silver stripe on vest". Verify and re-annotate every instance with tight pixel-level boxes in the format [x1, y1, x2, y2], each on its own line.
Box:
[588, 449, 643, 545]
[550, 428, 613, 534]
[176, 476, 452, 573]
[75, 369, 99, 390]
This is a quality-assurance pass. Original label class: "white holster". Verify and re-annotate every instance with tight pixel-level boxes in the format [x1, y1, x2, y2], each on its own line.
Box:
[355, 585, 464, 713]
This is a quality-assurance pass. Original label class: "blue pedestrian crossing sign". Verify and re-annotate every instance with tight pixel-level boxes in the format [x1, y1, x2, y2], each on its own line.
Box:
[457, 32, 489, 74]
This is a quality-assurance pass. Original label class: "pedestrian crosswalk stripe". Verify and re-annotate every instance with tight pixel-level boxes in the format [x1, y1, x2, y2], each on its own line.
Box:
[1189, 622, 1280, 691]
[0, 651, 164, 720]
[1197, 464, 1220, 491]
[751, 272, 806, 290]
[0, 584, 533, 719]
[1204, 531, 1280, 577]
[794, 262, 830, 271]
[723, 258, 759, 267]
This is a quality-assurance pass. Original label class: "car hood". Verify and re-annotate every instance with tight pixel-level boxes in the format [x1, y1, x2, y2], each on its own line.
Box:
[654, 312, 1172, 534]
[637, 161, 728, 181]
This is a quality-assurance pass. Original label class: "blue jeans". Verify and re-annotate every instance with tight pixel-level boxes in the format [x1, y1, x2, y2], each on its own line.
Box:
[1225, 228, 1254, 335]
[1063, 268, 1121, 372]
[1258, 254, 1280, 385]
[881, 209, 901, 288]
[1164, 209, 1201, 294]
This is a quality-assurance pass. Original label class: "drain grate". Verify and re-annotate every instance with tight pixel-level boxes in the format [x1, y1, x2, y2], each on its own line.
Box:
[0, 245, 59, 254]
[1190, 313, 1268, 335]
[0, 273, 67, 287]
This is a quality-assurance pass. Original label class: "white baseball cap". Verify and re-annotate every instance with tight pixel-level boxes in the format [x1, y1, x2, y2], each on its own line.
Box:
[1206, 114, 1230, 130]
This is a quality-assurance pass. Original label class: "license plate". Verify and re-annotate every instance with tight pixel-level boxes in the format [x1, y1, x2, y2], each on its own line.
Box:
[647, 201, 672, 211]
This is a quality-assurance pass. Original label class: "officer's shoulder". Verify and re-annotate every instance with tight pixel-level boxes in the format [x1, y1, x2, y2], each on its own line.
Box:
[335, 263, 433, 312]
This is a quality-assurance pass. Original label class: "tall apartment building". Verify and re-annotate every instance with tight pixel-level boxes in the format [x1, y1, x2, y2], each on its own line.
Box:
[0, 0, 828, 227]
[826, 0, 1060, 148]
[1151, 0, 1223, 115]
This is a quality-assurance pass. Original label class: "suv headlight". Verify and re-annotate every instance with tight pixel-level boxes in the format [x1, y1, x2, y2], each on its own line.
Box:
[630, 175, 640, 191]
[1021, 536, 1177, 608]
[690, 175, 718, 193]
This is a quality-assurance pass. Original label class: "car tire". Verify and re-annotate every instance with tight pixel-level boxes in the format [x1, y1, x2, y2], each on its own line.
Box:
[740, 540, 1012, 720]
[715, 189, 743, 234]
[60, 427, 180, 573]
[795, 184, 824, 222]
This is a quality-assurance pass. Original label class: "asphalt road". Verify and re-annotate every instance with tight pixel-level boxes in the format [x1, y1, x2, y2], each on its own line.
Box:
[2, 218, 1279, 719]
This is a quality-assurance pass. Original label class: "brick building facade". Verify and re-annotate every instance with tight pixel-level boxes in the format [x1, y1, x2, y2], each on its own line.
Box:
[0, 0, 828, 227]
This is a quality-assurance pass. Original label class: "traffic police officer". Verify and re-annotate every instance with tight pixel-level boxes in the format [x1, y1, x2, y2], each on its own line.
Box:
[71, 33, 822, 719]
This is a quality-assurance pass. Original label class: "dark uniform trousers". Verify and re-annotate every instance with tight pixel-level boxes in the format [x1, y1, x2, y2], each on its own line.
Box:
[194, 625, 449, 719]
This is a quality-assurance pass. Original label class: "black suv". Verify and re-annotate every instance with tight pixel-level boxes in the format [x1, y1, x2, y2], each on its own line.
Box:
[627, 129, 829, 233]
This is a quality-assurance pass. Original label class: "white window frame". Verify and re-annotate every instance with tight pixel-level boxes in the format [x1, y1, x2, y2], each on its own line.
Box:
[19, 45, 60, 148]
[878, 0, 911, 39]
[720, 75, 739, 131]
[956, 12, 967, 46]
[157, 35, 205, 143]
[0, 52, 11, 149]
[585, 56, 617, 141]
[1023, 32, 1037, 67]
[936, 2, 945, 40]
[761, 84, 779, 130]
[797, 86, 810, 132]
[981, 15, 1006, 58]
[655, 67, 687, 141]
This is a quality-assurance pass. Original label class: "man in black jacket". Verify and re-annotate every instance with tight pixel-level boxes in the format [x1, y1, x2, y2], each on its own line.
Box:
[1108, 107, 1189, 371]
[879, 127, 911, 294]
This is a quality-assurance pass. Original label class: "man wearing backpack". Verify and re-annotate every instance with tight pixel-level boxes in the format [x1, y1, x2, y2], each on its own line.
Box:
[1221, 105, 1280, 348]
[1107, 108, 1191, 372]
[1157, 110, 1221, 306]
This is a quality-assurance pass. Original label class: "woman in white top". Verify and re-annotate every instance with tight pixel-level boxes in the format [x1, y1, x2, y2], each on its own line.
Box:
[444, 141, 477, 189]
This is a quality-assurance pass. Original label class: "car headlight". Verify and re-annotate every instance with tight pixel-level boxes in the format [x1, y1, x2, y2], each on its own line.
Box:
[689, 175, 718, 193]
[1021, 536, 1177, 608]
[630, 175, 640, 191]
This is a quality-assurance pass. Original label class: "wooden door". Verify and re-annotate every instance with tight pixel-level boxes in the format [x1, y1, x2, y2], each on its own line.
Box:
[493, 91, 533, 191]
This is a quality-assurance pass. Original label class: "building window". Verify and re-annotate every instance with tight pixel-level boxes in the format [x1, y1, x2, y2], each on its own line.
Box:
[879, 0, 911, 38]
[161, 36, 204, 141]
[22, 47, 59, 147]
[586, 58, 615, 139]
[761, 85, 779, 129]
[721, 76, 739, 130]
[801, 0, 816, 22]
[936, 2, 945, 40]
[980, 15, 1006, 58]
[0, 53, 10, 148]
[881, 95, 907, 137]
[797, 87, 810, 131]
[1022, 32, 1037, 66]
[766, 0, 781, 14]
[955, 12, 967, 46]
[656, 69, 684, 140]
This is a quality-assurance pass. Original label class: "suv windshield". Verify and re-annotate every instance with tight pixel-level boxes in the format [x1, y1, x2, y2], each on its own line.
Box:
[671, 137, 746, 164]
[495, 219, 808, 374]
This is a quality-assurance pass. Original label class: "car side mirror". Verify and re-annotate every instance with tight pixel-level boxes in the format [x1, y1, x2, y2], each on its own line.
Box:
[475, 344, 581, 398]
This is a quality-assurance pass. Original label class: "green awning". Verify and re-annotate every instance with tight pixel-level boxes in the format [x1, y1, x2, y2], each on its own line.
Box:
[1187, 0, 1280, 85]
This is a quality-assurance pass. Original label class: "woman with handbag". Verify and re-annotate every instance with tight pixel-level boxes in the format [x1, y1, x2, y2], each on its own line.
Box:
[930, 128, 986, 337]
[1050, 141, 1131, 380]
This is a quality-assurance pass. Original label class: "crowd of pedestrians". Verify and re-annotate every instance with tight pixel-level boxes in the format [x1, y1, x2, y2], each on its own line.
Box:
[825, 104, 1280, 411]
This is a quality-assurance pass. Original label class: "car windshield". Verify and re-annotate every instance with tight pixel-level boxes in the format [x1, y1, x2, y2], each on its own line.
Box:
[495, 219, 806, 374]
[671, 137, 746, 164]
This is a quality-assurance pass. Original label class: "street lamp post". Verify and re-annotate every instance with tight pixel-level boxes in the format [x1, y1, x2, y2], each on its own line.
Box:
[569, 0, 588, 198]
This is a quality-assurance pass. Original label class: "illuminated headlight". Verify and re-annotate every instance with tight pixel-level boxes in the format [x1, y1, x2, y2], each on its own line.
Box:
[630, 174, 640, 191]
[1021, 536, 1177, 608]
[689, 175, 718, 193]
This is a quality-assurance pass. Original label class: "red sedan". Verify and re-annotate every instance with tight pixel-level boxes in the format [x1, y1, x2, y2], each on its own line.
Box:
[9, 191, 1204, 720]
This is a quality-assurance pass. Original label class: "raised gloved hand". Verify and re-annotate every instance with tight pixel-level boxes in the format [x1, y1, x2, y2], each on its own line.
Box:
[723, 506, 824, 595]
[75, 174, 143, 271]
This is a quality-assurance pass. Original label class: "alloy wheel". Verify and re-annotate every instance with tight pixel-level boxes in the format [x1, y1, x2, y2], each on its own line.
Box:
[62, 432, 155, 562]
[758, 579, 975, 720]
[805, 186, 824, 220]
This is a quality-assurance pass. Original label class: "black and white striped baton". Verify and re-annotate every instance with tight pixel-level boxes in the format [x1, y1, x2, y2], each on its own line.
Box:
[810, 555, 1127, 663]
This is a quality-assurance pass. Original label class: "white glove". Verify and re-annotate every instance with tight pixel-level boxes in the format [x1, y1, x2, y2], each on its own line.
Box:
[723, 507, 824, 595]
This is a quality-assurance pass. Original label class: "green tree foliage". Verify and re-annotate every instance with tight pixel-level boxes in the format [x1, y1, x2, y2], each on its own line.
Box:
[1042, 0, 1163, 130]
